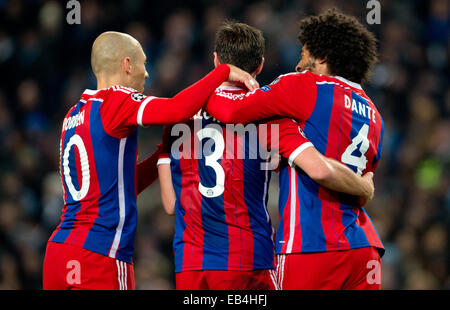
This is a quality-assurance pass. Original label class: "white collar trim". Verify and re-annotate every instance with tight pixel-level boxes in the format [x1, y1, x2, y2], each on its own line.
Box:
[217, 85, 244, 91]
[83, 89, 100, 95]
[331, 76, 362, 90]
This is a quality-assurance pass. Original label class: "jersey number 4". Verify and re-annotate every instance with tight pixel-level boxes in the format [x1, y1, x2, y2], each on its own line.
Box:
[341, 123, 370, 175]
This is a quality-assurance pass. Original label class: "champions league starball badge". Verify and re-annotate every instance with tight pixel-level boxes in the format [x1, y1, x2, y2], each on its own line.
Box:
[131, 92, 146, 102]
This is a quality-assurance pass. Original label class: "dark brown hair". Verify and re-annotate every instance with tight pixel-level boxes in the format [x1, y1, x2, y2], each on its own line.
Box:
[214, 20, 265, 74]
[298, 8, 378, 84]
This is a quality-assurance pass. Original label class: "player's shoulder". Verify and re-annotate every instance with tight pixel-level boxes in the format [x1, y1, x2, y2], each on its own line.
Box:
[107, 85, 139, 98]
[315, 74, 365, 91]
[110, 85, 138, 93]
[102, 85, 151, 104]
[216, 85, 247, 94]
[268, 70, 318, 88]
[66, 89, 105, 114]
[78, 88, 117, 108]
[213, 85, 248, 101]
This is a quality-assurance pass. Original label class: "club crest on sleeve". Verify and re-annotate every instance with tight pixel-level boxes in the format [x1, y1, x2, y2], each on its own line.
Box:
[260, 85, 271, 92]
[131, 93, 146, 102]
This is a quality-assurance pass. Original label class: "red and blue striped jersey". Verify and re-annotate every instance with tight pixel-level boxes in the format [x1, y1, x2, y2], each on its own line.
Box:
[159, 86, 309, 273]
[206, 71, 385, 256]
[49, 65, 232, 263]
[50, 87, 142, 263]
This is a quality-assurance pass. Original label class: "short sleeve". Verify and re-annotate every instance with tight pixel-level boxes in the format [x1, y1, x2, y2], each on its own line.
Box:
[157, 125, 172, 166]
[263, 118, 314, 167]
[100, 86, 148, 138]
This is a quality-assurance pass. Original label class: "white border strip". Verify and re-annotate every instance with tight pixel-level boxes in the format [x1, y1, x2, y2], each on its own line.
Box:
[269, 269, 279, 290]
[277, 254, 285, 290]
[122, 261, 127, 290]
[116, 260, 128, 290]
[286, 167, 297, 254]
[116, 260, 123, 290]
[83, 89, 99, 95]
[332, 75, 362, 89]
[137, 96, 156, 127]
[157, 158, 171, 166]
[281, 255, 285, 290]
[287, 142, 314, 167]
[112, 86, 132, 94]
[217, 85, 244, 91]
[109, 138, 127, 259]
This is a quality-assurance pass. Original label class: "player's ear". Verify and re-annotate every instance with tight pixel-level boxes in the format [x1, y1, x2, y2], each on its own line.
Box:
[318, 56, 327, 65]
[122, 57, 132, 75]
[213, 52, 220, 68]
[254, 57, 265, 76]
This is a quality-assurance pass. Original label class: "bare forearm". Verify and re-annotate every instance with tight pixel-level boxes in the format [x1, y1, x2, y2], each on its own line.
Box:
[319, 158, 372, 197]
[293, 147, 372, 198]
[136, 147, 161, 195]
[158, 164, 176, 215]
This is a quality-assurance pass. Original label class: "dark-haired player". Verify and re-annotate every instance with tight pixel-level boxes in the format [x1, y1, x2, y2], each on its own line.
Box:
[206, 10, 385, 289]
[158, 20, 376, 290]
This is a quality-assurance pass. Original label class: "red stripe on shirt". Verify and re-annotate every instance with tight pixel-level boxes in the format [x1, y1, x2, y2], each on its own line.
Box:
[353, 94, 383, 247]
[77, 101, 100, 246]
[180, 139, 204, 271]
[291, 169, 302, 253]
[320, 85, 350, 250]
[280, 168, 292, 254]
[335, 87, 360, 245]
[63, 102, 100, 246]
[63, 137, 83, 246]
[223, 131, 254, 270]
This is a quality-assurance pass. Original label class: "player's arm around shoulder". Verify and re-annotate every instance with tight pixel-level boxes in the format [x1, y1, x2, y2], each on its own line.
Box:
[206, 71, 314, 124]
[270, 116, 374, 206]
[292, 149, 374, 206]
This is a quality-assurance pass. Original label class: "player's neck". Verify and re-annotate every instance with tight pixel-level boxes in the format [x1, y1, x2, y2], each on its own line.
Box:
[220, 76, 257, 89]
[312, 63, 330, 77]
[220, 81, 243, 88]
[96, 74, 126, 90]
[97, 81, 117, 90]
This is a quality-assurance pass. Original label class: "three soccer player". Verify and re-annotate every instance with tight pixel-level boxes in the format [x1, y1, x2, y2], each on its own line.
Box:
[44, 8, 384, 290]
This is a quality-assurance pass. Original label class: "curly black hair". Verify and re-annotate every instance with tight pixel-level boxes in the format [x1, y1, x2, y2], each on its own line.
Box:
[298, 8, 378, 84]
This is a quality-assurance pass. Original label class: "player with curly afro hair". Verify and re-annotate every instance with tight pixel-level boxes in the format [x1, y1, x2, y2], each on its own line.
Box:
[205, 8, 385, 290]
[296, 8, 378, 84]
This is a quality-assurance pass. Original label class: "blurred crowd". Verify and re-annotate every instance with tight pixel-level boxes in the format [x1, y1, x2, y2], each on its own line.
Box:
[0, 0, 448, 290]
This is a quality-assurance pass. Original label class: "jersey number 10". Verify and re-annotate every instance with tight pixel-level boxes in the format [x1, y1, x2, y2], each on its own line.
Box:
[62, 134, 90, 201]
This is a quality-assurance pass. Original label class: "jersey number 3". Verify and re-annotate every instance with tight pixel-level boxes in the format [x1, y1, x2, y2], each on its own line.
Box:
[197, 127, 225, 198]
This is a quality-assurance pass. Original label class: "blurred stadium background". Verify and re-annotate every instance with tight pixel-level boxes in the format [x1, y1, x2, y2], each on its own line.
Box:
[0, 0, 448, 290]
